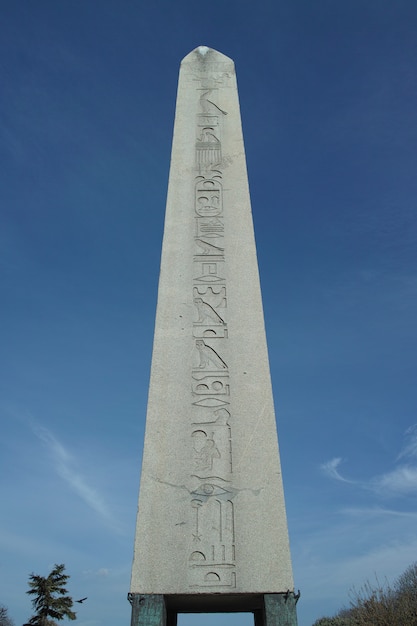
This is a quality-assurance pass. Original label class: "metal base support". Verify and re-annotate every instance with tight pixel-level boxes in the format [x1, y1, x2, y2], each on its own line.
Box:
[256, 594, 299, 626]
[128, 594, 177, 626]
[128, 592, 299, 626]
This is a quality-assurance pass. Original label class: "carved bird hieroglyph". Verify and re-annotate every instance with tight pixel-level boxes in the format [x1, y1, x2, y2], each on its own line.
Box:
[194, 298, 225, 325]
[196, 340, 227, 369]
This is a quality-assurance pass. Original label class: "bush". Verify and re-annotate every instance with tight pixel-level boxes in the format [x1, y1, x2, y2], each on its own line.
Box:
[312, 617, 356, 626]
[313, 561, 417, 625]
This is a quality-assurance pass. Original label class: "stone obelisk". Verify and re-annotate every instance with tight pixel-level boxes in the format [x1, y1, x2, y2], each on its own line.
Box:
[129, 47, 298, 626]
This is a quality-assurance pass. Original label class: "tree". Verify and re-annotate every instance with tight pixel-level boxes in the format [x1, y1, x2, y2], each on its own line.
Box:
[0, 605, 14, 626]
[312, 616, 356, 625]
[25, 564, 76, 626]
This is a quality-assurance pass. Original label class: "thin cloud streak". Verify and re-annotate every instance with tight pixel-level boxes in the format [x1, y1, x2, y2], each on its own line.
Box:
[397, 423, 417, 461]
[33, 425, 119, 529]
[321, 457, 355, 483]
[372, 465, 417, 496]
[322, 425, 417, 497]
[342, 506, 417, 520]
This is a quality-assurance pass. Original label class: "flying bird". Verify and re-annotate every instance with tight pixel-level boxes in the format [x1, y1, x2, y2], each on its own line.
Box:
[75, 597, 87, 604]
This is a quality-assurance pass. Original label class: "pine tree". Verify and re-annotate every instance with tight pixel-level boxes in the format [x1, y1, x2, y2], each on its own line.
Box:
[25, 564, 76, 626]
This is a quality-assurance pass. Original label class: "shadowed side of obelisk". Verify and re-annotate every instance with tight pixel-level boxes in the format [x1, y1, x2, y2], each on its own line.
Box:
[129, 46, 298, 626]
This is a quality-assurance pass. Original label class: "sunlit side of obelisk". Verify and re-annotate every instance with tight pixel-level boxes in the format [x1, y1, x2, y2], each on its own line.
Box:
[129, 47, 298, 626]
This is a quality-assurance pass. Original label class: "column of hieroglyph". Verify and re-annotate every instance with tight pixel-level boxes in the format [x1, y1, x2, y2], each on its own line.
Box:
[130, 46, 295, 600]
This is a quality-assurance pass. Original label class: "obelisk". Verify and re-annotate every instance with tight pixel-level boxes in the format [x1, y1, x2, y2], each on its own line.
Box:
[129, 47, 298, 626]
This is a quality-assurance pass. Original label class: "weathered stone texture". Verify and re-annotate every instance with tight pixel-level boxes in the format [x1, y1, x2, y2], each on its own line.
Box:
[130, 47, 294, 596]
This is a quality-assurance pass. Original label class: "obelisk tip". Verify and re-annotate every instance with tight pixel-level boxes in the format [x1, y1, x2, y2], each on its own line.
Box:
[181, 47, 234, 67]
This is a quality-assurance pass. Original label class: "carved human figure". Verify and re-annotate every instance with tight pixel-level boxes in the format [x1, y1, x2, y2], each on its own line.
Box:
[193, 432, 221, 471]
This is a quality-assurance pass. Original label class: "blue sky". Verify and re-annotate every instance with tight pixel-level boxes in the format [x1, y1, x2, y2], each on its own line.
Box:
[1, 2, 417, 626]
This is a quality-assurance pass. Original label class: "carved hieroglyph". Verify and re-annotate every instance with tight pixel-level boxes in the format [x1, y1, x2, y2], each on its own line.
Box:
[130, 47, 294, 595]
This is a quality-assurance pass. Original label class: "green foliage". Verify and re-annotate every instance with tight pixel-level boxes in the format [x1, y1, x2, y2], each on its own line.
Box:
[0, 605, 14, 626]
[314, 561, 417, 625]
[25, 564, 76, 626]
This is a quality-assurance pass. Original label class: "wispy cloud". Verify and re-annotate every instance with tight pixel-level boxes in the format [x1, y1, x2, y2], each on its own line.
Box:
[342, 506, 417, 520]
[33, 425, 119, 529]
[321, 457, 355, 483]
[82, 568, 110, 578]
[372, 466, 417, 496]
[397, 423, 417, 461]
[322, 425, 417, 497]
